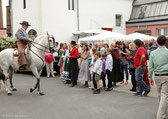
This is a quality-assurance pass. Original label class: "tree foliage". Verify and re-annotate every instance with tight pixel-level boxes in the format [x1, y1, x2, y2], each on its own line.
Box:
[0, 37, 16, 51]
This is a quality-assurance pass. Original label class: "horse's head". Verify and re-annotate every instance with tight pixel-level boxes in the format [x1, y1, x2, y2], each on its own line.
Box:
[33, 33, 56, 52]
[47, 33, 56, 52]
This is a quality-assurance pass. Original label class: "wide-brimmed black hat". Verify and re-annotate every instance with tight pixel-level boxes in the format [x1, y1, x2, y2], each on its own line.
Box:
[71, 41, 77, 45]
[20, 21, 31, 26]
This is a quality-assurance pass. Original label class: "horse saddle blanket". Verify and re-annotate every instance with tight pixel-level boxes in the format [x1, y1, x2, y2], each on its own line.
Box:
[13, 48, 29, 56]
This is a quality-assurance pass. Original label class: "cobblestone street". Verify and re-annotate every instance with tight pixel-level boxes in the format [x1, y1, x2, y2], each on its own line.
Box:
[0, 73, 159, 119]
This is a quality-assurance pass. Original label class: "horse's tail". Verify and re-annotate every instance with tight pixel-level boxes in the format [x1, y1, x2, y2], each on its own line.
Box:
[0, 48, 15, 73]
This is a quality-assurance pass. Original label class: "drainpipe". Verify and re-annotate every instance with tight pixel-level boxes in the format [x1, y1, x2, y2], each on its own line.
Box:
[77, 0, 80, 31]
[76, 0, 80, 40]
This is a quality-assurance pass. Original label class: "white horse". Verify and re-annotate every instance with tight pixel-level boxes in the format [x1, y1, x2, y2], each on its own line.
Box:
[0, 34, 55, 95]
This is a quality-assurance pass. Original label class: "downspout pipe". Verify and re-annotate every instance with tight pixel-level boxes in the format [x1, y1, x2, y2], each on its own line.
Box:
[77, 0, 79, 31]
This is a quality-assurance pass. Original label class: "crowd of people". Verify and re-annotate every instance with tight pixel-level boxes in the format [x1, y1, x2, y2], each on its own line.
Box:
[45, 37, 159, 95]
[44, 36, 168, 119]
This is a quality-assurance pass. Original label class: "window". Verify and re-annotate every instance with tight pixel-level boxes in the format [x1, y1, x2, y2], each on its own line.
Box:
[149, 4, 157, 17]
[130, 1, 168, 20]
[165, 3, 168, 14]
[139, 6, 147, 19]
[144, 5, 151, 17]
[68, 0, 70, 10]
[23, 0, 26, 9]
[136, 30, 151, 36]
[157, 28, 168, 36]
[134, 7, 141, 19]
[72, 0, 75, 10]
[164, 28, 168, 36]
[160, 2, 168, 15]
[154, 3, 162, 16]
[115, 15, 122, 27]
[68, 0, 76, 11]
[28, 29, 37, 38]
[131, 7, 137, 19]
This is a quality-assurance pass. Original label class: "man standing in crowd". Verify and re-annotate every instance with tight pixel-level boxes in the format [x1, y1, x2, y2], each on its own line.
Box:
[133, 39, 150, 96]
[55, 42, 59, 52]
[15, 21, 33, 70]
[68, 41, 79, 87]
[148, 35, 168, 119]
[148, 39, 158, 55]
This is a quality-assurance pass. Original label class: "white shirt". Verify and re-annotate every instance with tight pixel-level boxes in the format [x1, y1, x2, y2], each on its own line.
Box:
[62, 50, 70, 58]
[100, 47, 106, 53]
[78, 47, 82, 54]
[93, 58, 102, 75]
[106, 54, 113, 71]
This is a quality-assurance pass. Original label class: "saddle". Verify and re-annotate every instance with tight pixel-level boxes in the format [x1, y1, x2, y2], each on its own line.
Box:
[13, 47, 29, 56]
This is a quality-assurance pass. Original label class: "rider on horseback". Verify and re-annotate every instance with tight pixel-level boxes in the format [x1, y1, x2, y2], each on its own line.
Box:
[15, 21, 33, 70]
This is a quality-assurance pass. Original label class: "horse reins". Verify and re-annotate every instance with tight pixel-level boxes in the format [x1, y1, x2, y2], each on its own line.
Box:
[29, 42, 50, 70]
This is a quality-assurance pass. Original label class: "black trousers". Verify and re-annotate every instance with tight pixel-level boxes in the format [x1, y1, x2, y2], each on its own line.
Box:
[101, 72, 106, 88]
[93, 74, 97, 89]
[106, 70, 112, 88]
[69, 58, 79, 85]
[130, 68, 136, 90]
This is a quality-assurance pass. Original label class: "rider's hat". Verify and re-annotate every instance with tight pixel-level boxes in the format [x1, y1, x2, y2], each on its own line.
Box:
[71, 41, 77, 45]
[20, 21, 31, 26]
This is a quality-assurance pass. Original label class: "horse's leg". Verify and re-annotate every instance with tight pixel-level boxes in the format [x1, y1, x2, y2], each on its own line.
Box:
[9, 67, 17, 91]
[30, 67, 44, 95]
[1, 80, 12, 95]
[1, 67, 12, 95]
[37, 69, 44, 95]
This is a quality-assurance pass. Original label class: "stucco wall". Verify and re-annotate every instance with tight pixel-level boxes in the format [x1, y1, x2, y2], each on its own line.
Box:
[11, 0, 42, 36]
[41, 0, 77, 43]
[79, 0, 133, 34]
[11, 0, 133, 43]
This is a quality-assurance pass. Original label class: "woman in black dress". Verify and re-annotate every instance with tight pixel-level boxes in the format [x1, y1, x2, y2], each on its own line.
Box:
[110, 43, 123, 86]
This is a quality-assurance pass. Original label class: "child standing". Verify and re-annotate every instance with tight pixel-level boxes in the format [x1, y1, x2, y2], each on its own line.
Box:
[105, 48, 113, 91]
[45, 50, 55, 78]
[101, 54, 106, 90]
[92, 51, 102, 94]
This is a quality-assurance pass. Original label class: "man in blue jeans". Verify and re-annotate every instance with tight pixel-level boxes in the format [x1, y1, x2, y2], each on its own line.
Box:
[133, 39, 150, 96]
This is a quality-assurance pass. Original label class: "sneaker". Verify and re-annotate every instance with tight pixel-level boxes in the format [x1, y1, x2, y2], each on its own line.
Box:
[103, 87, 106, 90]
[124, 81, 128, 85]
[130, 89, 137, 92]
[93, 89, 100, 94]
[133, 93, 142, 96]
[112, 83, 116, 87]
[120, 81, 124, 84]
[143, 90, 150, 97]
[92, 88, 96, 91]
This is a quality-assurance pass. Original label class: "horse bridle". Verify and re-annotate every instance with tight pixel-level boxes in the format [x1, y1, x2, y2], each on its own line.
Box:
[47, 32, 56, 53]
[29, 33, 55, 69]
[30, 33, 55, 53]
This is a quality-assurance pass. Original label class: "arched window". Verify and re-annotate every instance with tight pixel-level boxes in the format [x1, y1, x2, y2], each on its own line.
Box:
[23, 0, 26, 9]
[28, 29, 37, 39]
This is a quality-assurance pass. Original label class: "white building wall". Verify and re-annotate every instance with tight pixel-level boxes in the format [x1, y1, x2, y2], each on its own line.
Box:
[41, 0, 77, 43]
[79, 0, 133, 34]
[11, 0, 133, 43]
[11, 0, 42, 36]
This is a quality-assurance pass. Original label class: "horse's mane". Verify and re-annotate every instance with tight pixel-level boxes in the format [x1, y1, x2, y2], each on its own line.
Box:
[34, 35, 47, 43]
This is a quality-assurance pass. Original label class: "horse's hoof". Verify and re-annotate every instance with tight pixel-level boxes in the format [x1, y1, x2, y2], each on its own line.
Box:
[12, 88, 17, 91]
[8, 92, 12, 96]
[30, 88, 34, 93]
[39, 91, 45, 96]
